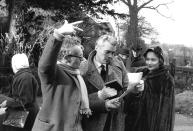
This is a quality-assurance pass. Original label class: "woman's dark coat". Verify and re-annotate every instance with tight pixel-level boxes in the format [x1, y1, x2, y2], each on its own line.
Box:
[0, 68, 39, 131]
[132, 66, 175, 131]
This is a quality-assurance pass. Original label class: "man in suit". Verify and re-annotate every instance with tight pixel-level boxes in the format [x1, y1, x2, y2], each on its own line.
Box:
[81, 35, 143, 131]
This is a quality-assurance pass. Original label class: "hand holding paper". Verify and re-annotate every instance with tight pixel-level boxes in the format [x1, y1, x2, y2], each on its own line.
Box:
[118, 72, 143, 100]
[136, 80, 144, 92]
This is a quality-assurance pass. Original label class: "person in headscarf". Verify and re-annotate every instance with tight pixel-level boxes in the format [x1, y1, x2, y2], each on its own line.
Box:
[32, 20, 91, 131]
[0, 53, 39, 131]
[132, 46, 175, 131]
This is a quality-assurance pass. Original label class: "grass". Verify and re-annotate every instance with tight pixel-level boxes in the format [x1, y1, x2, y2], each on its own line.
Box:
[175, 90, 193, 117]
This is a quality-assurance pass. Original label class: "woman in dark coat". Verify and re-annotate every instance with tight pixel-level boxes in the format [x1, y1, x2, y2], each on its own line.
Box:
[0, 53, 39, 131]
[133, 46, 175, 131]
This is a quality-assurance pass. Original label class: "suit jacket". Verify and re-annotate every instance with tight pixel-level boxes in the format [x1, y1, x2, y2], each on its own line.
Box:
[32, 36, 82, 131]
[81, 50, 129, 131]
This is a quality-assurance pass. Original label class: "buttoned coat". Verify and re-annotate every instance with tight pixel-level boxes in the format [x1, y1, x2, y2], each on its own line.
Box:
[32, 36, 82, 131]
[81, 51, 129, 131]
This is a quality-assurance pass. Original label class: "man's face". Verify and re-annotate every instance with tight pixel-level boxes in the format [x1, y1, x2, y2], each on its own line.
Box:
[95, 41, 116, 64]
[68, 46, 84, 69]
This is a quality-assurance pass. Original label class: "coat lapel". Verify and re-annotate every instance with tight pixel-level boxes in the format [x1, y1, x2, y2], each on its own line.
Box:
[85, 50, 124, 90]
[86, 58, 105, 90]
[106, 65, 123, 88]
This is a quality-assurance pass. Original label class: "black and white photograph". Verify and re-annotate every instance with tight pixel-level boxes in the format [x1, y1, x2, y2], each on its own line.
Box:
[0, 0, 193, 131]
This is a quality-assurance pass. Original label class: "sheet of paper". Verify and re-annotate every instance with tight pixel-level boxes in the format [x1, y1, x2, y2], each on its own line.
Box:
[118, 72, 143, 100]
[127, 72, 143, 84]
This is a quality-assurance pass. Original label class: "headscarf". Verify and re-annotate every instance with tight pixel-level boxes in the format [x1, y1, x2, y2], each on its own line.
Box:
[144, 46, 164, 65]
[11, 53, 29, 73]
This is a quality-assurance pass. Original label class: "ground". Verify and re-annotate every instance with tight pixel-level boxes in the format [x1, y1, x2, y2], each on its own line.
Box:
[175, 91, 193, 116]
[172, 90, 193, 131]
[37, 90, 193, 131]
[174, 113, 193, 131]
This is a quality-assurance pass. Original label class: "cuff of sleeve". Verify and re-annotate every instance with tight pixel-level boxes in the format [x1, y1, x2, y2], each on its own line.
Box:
[105, 100, 110, 111]
[98, 90, 103, 100]
[53, 29, 65, 41]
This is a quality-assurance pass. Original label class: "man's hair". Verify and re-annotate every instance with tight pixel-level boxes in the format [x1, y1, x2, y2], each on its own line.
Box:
[96, 35, 117, 47]
[58, 35, 83, 60]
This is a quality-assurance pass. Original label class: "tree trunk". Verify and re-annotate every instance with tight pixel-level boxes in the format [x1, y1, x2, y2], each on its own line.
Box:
[8, 0, 15, 35]
[126, 5, 139, 49]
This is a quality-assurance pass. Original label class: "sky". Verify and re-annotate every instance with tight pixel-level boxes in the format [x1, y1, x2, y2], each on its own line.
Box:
[112, 0, 193, 47]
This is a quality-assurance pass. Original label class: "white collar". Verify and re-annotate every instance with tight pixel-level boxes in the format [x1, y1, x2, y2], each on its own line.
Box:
[93, 57, 106, 70]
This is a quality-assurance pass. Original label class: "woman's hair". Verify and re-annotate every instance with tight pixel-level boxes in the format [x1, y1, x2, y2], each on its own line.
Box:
[58, 35, 83, 61]
[95, 34, 117, 48]
[11, 53, 29, 73]
[144, 46, 164, 66]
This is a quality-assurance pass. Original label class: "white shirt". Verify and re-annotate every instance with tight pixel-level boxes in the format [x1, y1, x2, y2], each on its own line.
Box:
[93, 57, 106, 74]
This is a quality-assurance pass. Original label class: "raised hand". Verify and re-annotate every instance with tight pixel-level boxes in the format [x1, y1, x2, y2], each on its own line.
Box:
[56, 20, 83, 35]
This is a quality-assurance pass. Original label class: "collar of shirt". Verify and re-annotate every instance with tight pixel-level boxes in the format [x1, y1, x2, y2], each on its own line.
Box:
[93, 56, 106, 73]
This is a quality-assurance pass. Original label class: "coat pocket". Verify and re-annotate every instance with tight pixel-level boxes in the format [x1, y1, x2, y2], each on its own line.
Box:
[32, 118, 54, 131]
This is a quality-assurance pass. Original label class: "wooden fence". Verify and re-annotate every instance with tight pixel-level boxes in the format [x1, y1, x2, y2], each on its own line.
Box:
[174, 66, 193, 90]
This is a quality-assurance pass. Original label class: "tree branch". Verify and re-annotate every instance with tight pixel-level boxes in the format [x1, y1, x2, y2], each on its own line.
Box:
[134, 0, 137, 6]
[143, 7, 172, 19]
[143, 1, 173, 10]
[127, 0, 131, 6]
[138, 0, 154, 11]
[142, 1, 174, 19]
[120, 0, 129, 6]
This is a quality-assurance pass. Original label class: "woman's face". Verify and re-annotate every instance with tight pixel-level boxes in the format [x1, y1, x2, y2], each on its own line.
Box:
[145, 52, 159, 71]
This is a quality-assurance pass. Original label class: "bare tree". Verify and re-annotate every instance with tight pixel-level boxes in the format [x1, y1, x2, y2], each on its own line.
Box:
[115, 0, 172, 49]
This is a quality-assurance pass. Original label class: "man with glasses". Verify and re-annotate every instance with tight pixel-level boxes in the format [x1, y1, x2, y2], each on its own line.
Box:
[32, 20, 91, 131]
[81, 35, 143, 131]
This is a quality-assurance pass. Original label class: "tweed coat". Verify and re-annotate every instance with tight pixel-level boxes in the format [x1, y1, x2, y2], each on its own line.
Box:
[81, 50, 129, 131]
[32, 36, 83, 131]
